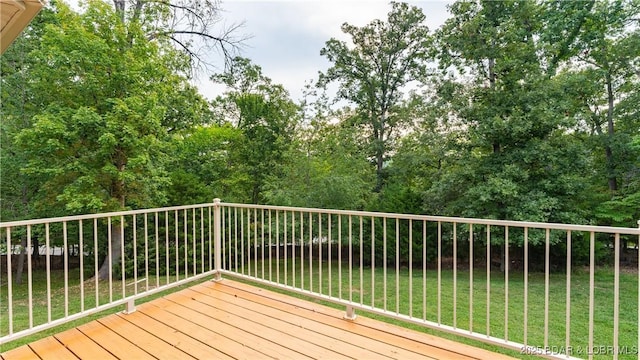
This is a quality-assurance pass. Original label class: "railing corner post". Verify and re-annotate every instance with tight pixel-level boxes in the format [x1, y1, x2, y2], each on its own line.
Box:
[213, 198, 222, 282]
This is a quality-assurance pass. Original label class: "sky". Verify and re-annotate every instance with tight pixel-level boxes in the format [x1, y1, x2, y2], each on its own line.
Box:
[68, 0, 455, 103]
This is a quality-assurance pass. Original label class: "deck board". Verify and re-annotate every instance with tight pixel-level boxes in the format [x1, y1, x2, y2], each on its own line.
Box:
[221, 280, 516, 360]
[1, 278, 518, 360]
[168, 290, 376, 360]
[137, 304, 271, 359]
[98, 314, 195, 359]
[204, 287, 451, 359]
[115, 311, 233, 360]
[54, 329, 117, 360]
[0, 344, 40, 360]
[76, 320, 153, 359]
[152, 297, 310, 359]
[186, 286, 436, 360]
[27, 337, 77, 360]
[184, 288, 385, 359]
[203, 284, 451, 358]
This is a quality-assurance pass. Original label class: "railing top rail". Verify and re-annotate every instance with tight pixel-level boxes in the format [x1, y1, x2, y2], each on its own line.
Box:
[1, 200, 637, 235]
[0, 202, 217, 228]
[220, 202, 640, 236]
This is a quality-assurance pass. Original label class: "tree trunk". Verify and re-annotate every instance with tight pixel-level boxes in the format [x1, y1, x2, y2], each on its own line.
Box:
[500, 245, 506, 272]
[375, 152, 384, 192]
[374, 113, 386, 193]
[32, 238, 39, 268]
[15, 238, 27, 285]
[113, 0, 125, 22]
[605, 145, 617, 191]
[96, 153, 127, 280]
[605, 73, 617, 192]
[96, 223, 123, 280]
[488, 57, 496, 87]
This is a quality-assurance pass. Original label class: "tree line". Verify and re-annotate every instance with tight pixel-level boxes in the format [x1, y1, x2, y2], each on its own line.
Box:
[1, 0, 638, 270]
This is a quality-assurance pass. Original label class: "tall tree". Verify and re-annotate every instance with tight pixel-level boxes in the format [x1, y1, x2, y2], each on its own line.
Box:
[14, 1, 206, 279]
[319, 1, 432, 191]
[571, 0, 639, 194]
[432, 0, 593, 239]
[167, 124, 248, 205]
[0, 7, 60, 284]
[377, 96, 455, 215]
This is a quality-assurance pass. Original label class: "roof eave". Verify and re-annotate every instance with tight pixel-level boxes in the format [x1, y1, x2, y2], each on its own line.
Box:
[1, 0, 44, 54]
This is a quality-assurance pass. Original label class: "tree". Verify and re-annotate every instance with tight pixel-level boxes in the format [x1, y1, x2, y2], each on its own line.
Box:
[263, 109, 375, 210]
[14, 1, 205, 279]
[0, 5, 57, 223]
[377, 108, 456, 215]
[569, 0, 639, 204]
[167, 124, 248, 205]
[431, 0, 594, 244]
[1, 6, 62, 284]
[522, 0, 640, 228]
[319, 1, 432, 191]
[211, 57, 300, 203]
[109, 0, 244, 73]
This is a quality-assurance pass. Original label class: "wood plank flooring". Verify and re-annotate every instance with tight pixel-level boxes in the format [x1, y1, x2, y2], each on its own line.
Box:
[1, 279, 517, 360]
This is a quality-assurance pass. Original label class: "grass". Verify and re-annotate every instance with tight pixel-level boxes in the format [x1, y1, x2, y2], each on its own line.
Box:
[2, 258, 638, 359]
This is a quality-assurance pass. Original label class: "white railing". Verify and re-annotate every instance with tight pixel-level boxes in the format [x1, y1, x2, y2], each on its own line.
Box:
[1, 200, 639, 359]
[0, 201, 221, 345]
[218, 203, 640, 360]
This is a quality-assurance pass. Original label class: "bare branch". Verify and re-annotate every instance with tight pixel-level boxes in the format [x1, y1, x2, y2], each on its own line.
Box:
[169, 35, 203, 64]
[116, 0, 246, 76]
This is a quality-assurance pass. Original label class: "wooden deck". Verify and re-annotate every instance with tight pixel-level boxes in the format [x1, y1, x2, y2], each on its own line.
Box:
[1, 279, 516, 360]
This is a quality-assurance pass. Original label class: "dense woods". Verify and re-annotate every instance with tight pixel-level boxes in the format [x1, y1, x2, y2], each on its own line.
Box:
[1, 0, 639, 267]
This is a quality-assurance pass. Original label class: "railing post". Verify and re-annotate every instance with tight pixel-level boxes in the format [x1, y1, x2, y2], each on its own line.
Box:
[213, 198, 222, 281]
[124, 299, 136, 314]
[344, 305, 357, 320]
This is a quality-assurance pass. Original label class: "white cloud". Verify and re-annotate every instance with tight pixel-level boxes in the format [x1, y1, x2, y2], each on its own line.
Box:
[290, 1, 393, 40]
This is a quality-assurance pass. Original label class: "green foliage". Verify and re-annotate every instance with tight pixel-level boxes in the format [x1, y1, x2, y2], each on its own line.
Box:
[263, 117, 375, 210]
[429, 1, 596, 231]
[566, 0, 640, 201]
[167, 124, 249, 204]
[319, 2, 432, 191]
[0, 6, 59, 221]
[211, 57, 300, 203]
[8, 1, 206, 215]
[597, 193, 640, 227]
